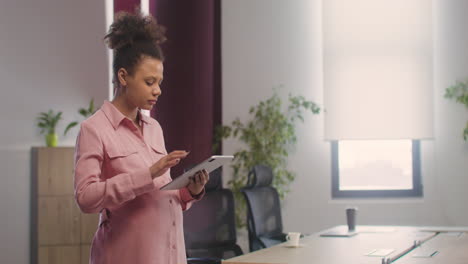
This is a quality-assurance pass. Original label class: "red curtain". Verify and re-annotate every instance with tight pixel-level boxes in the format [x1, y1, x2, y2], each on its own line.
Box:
[114, 0, 140, 13]
[149, 0, 222, 177]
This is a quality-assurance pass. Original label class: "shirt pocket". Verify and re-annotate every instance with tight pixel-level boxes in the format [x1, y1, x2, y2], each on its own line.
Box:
[149, 141, 167, 156]
[105, 145, 140, 174]
[107, 146, 138, 158]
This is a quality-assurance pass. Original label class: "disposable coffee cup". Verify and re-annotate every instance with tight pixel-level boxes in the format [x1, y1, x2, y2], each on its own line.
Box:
[346, 207, 358, 232]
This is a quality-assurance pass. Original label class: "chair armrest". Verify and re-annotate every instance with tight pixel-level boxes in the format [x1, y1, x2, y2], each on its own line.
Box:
[269, 233, 287, 241]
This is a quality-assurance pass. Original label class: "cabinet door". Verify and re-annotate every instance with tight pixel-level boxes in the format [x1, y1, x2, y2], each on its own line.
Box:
[37, 147, 75, 196]
[81, 245, 91, 264]
[39, 246, 80, 264]
[81, 212, 99, 244]
[38, 196, 80, 245]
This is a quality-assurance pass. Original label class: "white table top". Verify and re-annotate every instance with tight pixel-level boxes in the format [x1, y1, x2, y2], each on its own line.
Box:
[223, 225, 439, 264]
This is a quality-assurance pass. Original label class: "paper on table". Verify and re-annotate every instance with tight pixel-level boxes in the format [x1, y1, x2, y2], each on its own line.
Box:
[412, 249, 439, 258]
[320, 225, 357, 237]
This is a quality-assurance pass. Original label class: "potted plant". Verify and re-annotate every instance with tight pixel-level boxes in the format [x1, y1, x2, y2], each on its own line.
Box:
[214, 88, 321, 227]
[37, 110, 62, 147]
[36, 99, 96, 147]
[64, 99, 96, 135]
[445, 81, 468, 141]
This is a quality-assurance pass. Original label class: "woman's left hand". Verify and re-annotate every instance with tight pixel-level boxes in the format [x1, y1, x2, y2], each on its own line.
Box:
[187, 169, 209, 196]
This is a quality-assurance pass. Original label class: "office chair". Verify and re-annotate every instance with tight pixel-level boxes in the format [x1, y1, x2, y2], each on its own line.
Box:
[241, 165, 287, 252]
[184, 168, 243, 264]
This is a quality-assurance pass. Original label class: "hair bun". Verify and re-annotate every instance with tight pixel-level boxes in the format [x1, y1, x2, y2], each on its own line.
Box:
[104, 11, 166, 50]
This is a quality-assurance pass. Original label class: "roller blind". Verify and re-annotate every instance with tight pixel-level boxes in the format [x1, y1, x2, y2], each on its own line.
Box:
[323, 0, 433, 140]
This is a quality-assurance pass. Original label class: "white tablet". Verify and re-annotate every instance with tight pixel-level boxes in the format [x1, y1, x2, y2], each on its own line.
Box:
[160, 155, 234, 190]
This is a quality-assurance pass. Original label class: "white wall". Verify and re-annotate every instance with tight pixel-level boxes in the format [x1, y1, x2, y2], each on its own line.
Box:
[222, 0, 468, 252]
[433, 0, 468, 225]
[0, 0, 108, 263]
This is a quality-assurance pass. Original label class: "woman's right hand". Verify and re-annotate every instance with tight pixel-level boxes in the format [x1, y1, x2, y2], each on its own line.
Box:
[150, 151, 189, 179]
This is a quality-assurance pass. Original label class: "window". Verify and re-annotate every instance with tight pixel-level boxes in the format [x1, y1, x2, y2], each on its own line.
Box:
[331, 140, 422, 198]
[323, 1, 431, 198]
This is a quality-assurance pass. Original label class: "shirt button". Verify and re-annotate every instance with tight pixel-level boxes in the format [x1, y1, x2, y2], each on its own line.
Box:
[172, 245, 176, 250]
[172, 221, 176, 226]
[169, 199, 172, 204]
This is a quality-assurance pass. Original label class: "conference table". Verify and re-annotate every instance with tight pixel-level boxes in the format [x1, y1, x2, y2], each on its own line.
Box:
[222, 225, 468, 264]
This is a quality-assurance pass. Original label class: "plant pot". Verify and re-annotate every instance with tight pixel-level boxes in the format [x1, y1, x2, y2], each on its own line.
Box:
[45, 133, 58, 147]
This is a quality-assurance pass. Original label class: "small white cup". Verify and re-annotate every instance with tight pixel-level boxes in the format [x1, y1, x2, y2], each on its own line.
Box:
[286, 232, 301, 247]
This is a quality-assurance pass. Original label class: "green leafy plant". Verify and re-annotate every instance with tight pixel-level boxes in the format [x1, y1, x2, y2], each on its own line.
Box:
[38, 110, 62, 135]
[37, 110, 63, 147]
[36, 99, 97, 147]
[64, 99, 96, 135]
[445, 81, 468, 140]
[214, 89, 321, 227]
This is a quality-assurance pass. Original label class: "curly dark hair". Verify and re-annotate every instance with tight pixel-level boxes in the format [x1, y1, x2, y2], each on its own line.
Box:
[104, 10, 166, 85]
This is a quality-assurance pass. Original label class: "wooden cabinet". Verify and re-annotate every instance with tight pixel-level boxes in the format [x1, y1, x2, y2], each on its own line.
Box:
[31, 147, 98, 264]
[38, 246, 80, 264]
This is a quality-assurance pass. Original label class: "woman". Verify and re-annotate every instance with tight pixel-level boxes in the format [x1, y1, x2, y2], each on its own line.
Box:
[74, 11, 208, 264]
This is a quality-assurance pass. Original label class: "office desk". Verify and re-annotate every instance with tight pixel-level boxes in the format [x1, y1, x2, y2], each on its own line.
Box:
[223, 225, 438, 264]
[396, 231, 468, 264]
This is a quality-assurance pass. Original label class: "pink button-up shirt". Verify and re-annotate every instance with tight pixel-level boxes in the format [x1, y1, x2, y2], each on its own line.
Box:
[74, 101, 201, 264]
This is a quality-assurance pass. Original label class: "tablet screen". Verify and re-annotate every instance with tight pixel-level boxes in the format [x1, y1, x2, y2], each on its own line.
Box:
[160, 155, 234, 190]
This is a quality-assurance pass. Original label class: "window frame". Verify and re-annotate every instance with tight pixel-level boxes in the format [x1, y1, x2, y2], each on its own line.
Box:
[331, 140, 423, 198]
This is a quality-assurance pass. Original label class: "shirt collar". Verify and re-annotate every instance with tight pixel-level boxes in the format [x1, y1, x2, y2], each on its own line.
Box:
[139, 110, 151, 124]
[101, 101, 151, 130]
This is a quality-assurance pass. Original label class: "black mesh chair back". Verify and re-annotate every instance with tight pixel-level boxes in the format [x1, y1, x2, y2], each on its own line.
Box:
[184, 168, 243, 262]
[241, 165, 286, 251]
